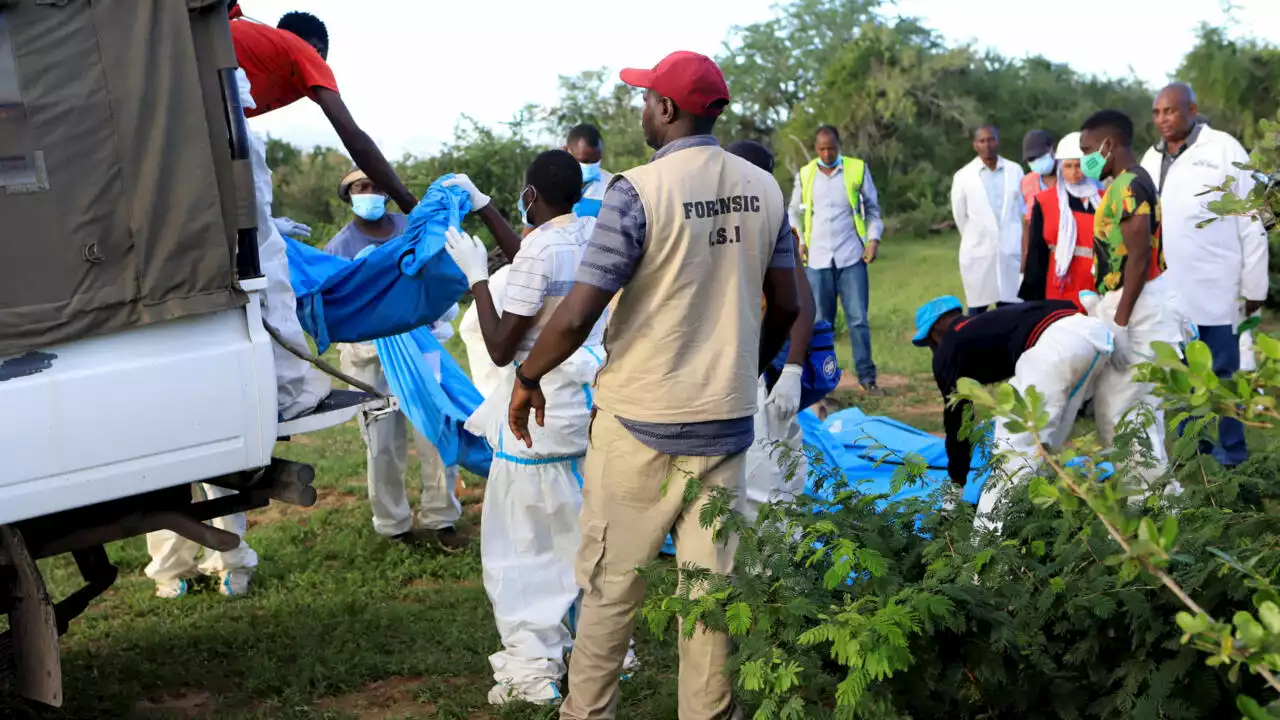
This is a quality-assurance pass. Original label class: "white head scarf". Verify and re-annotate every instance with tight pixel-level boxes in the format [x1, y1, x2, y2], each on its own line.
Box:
[1053, 132, 1101, 279]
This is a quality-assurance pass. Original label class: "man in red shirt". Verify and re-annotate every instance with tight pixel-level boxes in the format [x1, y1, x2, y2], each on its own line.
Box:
[228, 4, 416, 212]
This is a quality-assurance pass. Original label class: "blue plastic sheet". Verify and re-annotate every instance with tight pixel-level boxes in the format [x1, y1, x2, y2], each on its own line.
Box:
[373, 326, 492, 478]
[811, 408, 987, 505]
[660, 408, 987, 556]
[285, 176, 472, 354]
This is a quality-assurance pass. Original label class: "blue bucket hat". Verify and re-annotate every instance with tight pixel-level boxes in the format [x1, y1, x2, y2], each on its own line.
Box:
[912, 295, 964, 347]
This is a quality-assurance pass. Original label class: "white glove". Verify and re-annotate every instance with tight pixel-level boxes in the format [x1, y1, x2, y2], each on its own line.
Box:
[1109, 323, 1135, 370]
[765, 364, 803, 420]
[272, 217, 311, 238]
[444, 227, 489, 288]
[441, 174, 491, 212]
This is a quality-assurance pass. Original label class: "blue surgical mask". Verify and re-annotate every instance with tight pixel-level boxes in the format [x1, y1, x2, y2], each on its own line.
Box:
[351, 193, 387, 221]
[580, 162, 602, 184]
[1029, 153, 1056, 176]
[817, 156, 841, 169]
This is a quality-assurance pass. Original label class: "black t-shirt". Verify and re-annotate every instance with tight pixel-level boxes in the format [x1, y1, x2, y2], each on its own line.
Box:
[933, 300, 1080, 484]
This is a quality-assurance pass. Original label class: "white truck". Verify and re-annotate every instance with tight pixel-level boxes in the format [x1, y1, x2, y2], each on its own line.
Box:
[0, 0, 382, 706]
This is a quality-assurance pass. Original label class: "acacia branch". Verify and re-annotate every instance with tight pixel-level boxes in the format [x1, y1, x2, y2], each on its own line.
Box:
[1030, 426, 1280, 696]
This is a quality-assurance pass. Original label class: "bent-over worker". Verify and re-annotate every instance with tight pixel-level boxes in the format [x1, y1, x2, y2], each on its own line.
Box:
[915, 297, 1113, 533]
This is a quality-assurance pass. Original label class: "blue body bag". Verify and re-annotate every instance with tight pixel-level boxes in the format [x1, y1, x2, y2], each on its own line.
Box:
[284, 176, 472, 353]
[374, 326, 492, 478]
[763, 320, 842, 410]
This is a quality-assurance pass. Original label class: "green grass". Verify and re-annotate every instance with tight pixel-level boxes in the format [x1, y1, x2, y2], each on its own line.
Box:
[0, 235, 982, 718]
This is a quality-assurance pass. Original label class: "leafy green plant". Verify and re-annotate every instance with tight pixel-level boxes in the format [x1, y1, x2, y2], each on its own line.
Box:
[640, 332, 1280, 718]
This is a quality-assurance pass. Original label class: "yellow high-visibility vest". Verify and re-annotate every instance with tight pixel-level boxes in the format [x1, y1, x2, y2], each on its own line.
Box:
[799, 156, 867, 246]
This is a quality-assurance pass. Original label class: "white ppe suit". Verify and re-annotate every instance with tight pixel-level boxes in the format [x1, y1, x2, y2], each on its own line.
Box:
[144, 482, 259, 595]
[459, 266, 512, 398]
[743, 377, 807, 524]
[950, 156, 1027, 309]
[975, 314, 1114, 533]
[339, 310, 463, 538]
[1090, 276, 1191, 487]
[143, 70, 324, 594]
[239, 69, 330, 421]
[462, 215, 616, 704]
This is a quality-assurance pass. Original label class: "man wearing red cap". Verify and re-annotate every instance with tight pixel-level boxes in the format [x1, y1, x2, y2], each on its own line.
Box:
[507, 51, 801, 719]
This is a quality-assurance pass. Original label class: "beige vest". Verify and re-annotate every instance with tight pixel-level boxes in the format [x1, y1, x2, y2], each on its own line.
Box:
[593, 144, 785, 423]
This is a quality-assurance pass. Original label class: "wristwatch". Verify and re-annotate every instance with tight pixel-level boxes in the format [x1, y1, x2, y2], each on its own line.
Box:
[515, 365, 540, 390]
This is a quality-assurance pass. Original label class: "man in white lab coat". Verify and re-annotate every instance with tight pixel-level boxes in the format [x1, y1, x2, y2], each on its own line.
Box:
[950, 125, 1027, 314]
[1140, 83, 1269, 467]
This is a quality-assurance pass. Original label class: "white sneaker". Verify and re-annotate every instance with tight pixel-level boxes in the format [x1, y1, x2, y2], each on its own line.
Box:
[217, 568, 254, 597]
[486, 679, 562, 706]
[154, 578, 189, 599]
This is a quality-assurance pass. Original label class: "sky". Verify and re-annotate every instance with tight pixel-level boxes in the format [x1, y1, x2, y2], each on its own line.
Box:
[241, 0, 1280, 158]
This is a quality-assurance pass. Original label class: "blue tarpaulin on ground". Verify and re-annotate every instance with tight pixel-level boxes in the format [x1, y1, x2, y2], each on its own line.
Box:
[284, 176, 472, 354]
[374, 327, 492, 478]
[810, 408, 988, 505]
[660, 408, 988, 556]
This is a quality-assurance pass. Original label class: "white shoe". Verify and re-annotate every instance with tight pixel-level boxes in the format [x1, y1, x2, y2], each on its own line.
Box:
[217, 568, 254, 597]
[486, 679, 562, 706]
[154, 578, 189, 599]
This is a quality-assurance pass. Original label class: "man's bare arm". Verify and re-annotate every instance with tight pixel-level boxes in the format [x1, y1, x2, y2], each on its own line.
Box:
[314, 88, 417, 213]
[518, 283, 617, 381]
[470, 281, 535, 367]
[761, 266, 801, 374]
[1113, 215, 1151, 326]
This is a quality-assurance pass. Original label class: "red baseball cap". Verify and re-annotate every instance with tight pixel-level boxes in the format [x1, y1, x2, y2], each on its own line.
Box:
[620, 51, 731, 117]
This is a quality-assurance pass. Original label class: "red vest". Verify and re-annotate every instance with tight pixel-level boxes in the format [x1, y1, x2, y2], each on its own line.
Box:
[1036, 187, 1096, 311]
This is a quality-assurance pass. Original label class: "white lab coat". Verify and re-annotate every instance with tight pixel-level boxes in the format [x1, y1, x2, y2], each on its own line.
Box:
[1140, 126, 1269, 328]
[950, 156, 1026, 308]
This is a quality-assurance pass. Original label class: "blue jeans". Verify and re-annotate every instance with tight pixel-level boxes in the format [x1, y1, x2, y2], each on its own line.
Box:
[806, 262, 876, 386]
[1178, 324, 1248, 466]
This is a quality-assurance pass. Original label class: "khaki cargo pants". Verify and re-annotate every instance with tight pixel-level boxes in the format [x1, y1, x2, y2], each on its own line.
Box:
[561, 409, 744, 720]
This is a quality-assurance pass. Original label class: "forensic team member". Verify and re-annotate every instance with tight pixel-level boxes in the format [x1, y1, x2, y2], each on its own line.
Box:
[324, 169, 466, 551]
[951, 125, 1027, 314]
[914, 296, 1113, 533]
[507, 51, 801, 720]
[229, 4, 416, 212]
[1080, 109, 1189, 486]
[788, 126, 885, 394]
[1140, 83, 1269, 468]
[520, 124, 614, 236]
[444, 152, 636, 705]
[729, 139, 817, 522]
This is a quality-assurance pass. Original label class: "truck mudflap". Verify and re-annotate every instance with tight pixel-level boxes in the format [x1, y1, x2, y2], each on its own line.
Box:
[0, 457, 323, 707]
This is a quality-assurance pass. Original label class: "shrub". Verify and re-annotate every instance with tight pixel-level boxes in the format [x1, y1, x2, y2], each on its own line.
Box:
[640, 335, 1280, 719]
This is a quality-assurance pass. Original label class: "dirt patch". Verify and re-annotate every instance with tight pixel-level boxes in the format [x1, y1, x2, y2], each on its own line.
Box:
[457, 484, 486, 504]
[314, 676, 434, 720]
[246, 488, 363, 528]
[134, 689, 216, 718]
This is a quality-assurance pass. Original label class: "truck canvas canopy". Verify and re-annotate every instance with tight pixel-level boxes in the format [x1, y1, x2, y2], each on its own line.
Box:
[0, 0, 248, 356]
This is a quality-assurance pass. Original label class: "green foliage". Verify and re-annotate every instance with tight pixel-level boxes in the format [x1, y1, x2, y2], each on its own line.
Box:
[641, 332, 1280, 717]
[1176, 24, 1280, 146]
[262, 0, 1186, 245]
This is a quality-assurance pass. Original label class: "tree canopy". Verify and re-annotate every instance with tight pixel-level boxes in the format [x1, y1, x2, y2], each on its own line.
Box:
[266, 0, 1269, 246]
